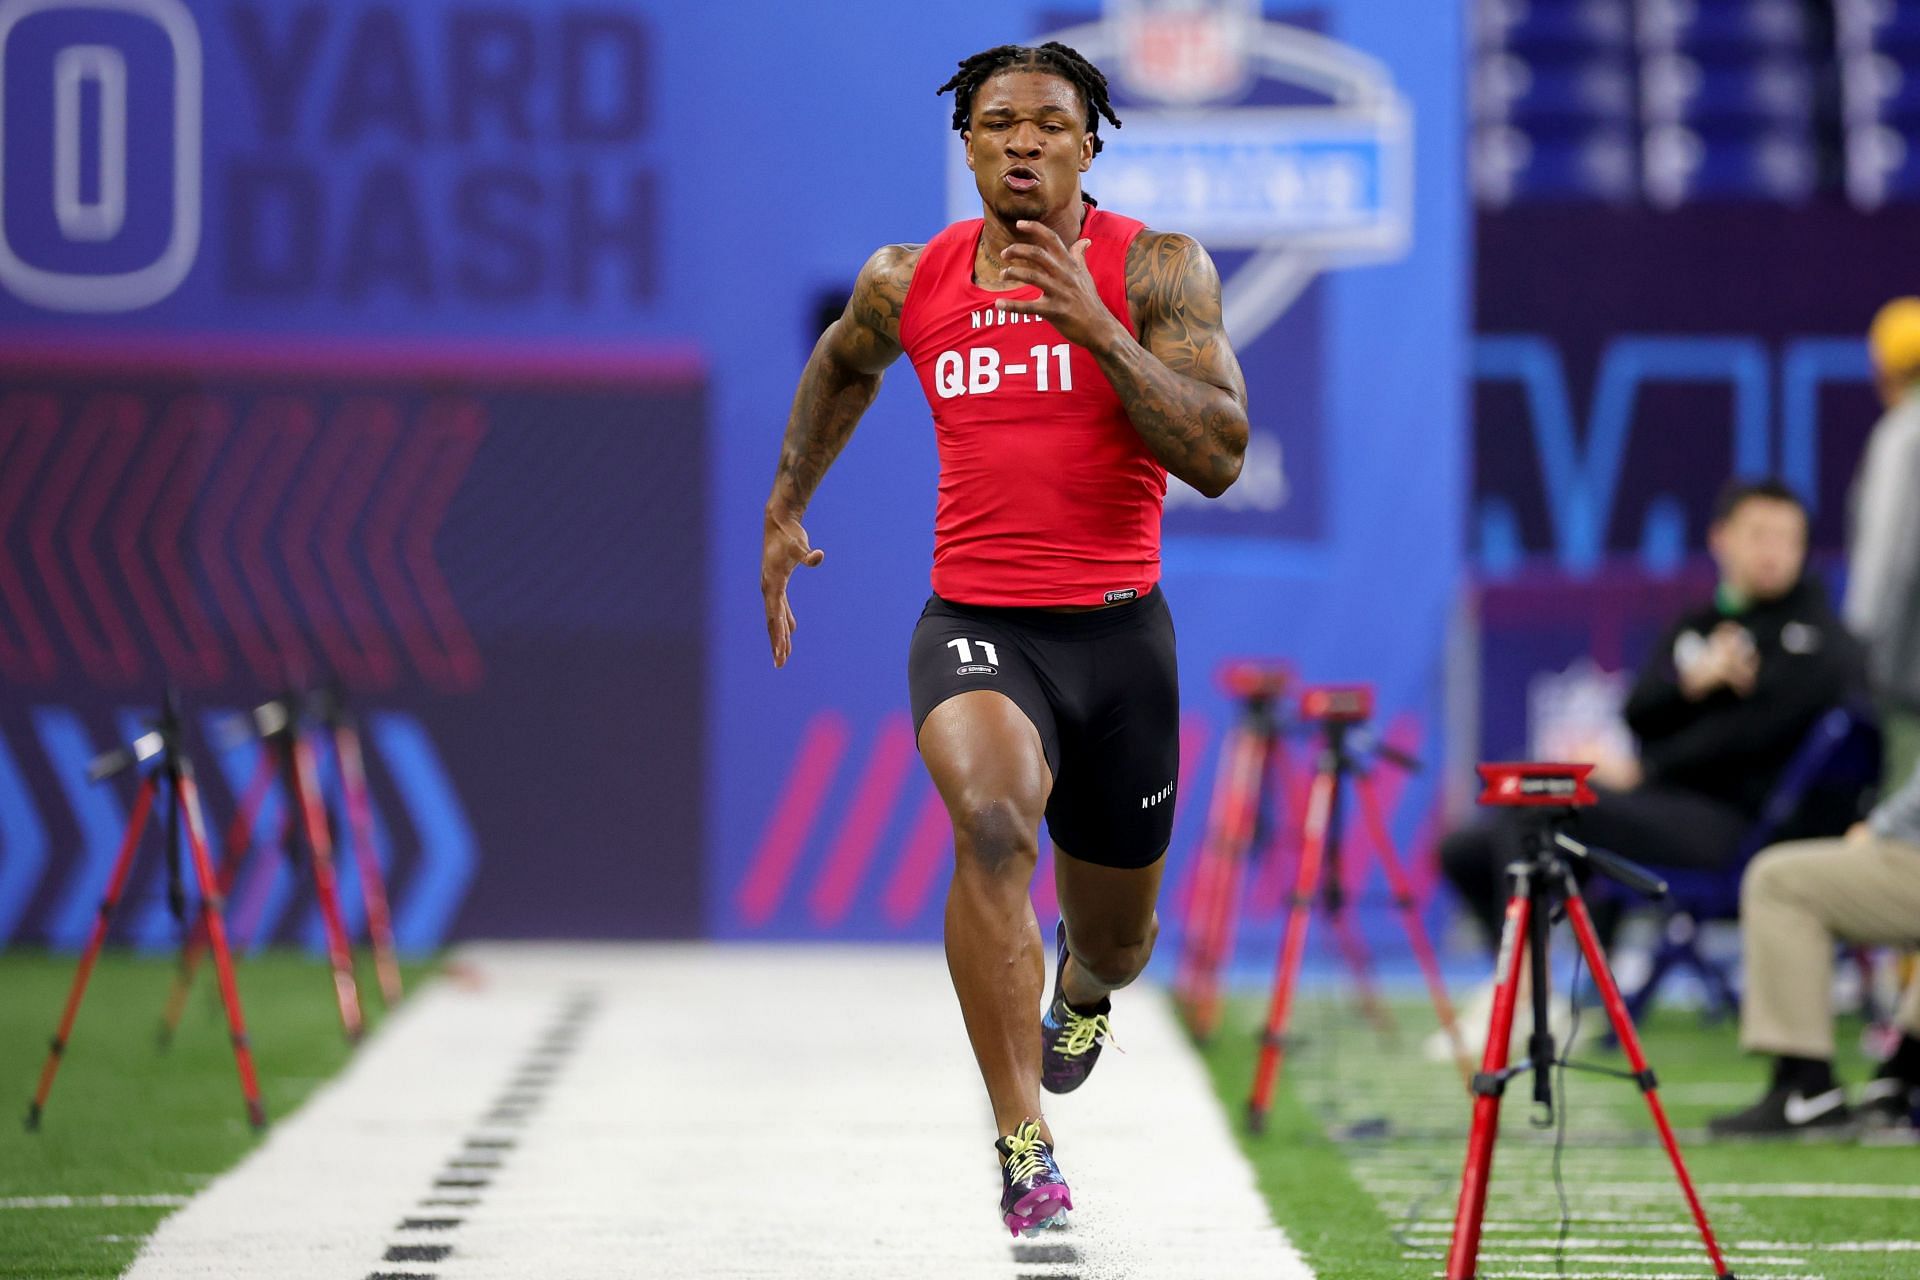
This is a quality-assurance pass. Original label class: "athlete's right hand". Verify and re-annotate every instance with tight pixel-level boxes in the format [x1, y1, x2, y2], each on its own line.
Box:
[762, 509, 825, 668]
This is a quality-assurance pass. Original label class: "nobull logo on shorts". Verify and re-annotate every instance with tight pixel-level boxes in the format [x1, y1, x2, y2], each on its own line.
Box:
[0, 0, 203, 312]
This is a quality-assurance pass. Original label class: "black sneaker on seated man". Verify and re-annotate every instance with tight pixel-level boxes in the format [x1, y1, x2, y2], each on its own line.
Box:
[1856, 1076, 1915, 1129]
[1708, 1056, 1854, 1138]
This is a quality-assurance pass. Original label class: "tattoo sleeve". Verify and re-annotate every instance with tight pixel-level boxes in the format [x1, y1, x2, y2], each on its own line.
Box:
[768, 244, 919, 517]
[1096, 231, 1250, 497]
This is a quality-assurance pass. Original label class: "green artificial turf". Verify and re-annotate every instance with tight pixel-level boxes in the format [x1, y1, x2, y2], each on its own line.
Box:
[6, 948, 1915, 1280]
[1197, 990, 1920, 1280]
[0, 950, 429, 1280]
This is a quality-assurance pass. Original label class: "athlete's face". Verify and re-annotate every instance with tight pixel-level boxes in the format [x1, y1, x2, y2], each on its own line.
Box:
[963, 71, 1095, 223]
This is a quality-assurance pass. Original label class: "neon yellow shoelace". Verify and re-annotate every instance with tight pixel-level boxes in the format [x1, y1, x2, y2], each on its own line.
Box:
[1052, 1006, 1113, 1058]
[1002, 1120, 1049, 1182]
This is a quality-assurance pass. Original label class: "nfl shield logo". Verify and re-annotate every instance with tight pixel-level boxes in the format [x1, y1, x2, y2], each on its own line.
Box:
[1114, 0, 1255, 105]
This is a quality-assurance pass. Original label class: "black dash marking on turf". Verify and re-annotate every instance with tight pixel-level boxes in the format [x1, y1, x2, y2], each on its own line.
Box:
[384, 1244, 453, 1262]
[1011, 1242, 1080, 1263]
[495, 1092, 544, 1107]
[371, 992, 601, 1280]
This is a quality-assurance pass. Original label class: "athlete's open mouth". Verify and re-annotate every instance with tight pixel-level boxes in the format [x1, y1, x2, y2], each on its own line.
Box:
[1004, 166, 1041, 192]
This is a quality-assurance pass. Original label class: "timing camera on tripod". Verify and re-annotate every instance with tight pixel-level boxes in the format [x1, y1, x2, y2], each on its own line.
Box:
[1445, 762, 1734, 1280]
[1240, 683, 1473, 1130]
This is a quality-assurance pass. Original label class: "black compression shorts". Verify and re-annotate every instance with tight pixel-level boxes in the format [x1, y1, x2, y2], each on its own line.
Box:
[907, 586, 1179, 870]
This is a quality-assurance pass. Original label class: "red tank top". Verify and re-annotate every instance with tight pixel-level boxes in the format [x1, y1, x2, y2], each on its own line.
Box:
[898, 205, 1165, 607]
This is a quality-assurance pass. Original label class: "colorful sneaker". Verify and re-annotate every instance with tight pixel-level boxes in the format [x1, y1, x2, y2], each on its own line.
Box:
[996, 1119, 1072, 1237]
[1707, 1085, 1853, 1138]
[1041, 921, 1115, 1095]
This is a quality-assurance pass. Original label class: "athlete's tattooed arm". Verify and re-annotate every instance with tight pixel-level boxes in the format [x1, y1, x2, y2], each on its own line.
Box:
[994, 222, 1246, 495]
[763, 243, 920, 667]
[1104, 231, 1248, 497]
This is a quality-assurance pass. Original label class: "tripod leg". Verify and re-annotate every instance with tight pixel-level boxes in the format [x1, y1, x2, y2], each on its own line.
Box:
[160, 755, 273, 1047]
[179, 772, 268, 1130]
[224, 754, 282, 949]
[1445, 884, 1532, 1280]
[1329, 906, 1395, 1036]
[1196, 829, 1255, 1041]
[1178, 722, 1256, 1031]
[290, 735, 364, 1042]
[1563, 892, 1734, 1278]
[1246, 763, 1335, 1133]
[1356, 773, 1472, 1086]
[1250, 736, 1302, 917]
[28, 777, 157, 1131]
[337, 724, 403, 1005]
[1194, 725, 1268, 1040]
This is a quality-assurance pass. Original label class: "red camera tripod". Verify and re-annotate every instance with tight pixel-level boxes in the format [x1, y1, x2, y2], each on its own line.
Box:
[1445, 763, 1733, 1280]
[1176, 660, 1296, 1043]
[157, 691, 371, 1046]
[27, 695, 266, 1132]
[1220, 682, 1470, 1131]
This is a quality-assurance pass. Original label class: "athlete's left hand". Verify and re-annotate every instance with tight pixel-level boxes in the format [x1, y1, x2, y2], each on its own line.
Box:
[994, 220, 1123, 351]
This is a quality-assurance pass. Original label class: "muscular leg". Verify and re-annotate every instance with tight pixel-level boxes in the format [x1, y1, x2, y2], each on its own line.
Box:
[1054, 845, 1165, 1009]
[920, 691, 1053, 1142]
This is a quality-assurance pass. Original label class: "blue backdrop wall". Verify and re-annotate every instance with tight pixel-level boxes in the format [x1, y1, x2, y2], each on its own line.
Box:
[703, 1, 1468, 946]
[0, 0, 1466, 952]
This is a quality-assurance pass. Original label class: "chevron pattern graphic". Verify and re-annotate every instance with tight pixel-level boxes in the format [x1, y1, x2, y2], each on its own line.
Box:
[0, 345, 711, 948]
[0, 383, 483, 693]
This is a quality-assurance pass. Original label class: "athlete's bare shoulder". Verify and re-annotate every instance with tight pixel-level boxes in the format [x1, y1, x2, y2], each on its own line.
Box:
[1122, 230, 1245, 401]
[1122, 230, 1208, 328]
[847, 243, 925, 346]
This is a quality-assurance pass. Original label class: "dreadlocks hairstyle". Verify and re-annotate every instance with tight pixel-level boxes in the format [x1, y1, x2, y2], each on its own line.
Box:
[936, 42, 1123, 155]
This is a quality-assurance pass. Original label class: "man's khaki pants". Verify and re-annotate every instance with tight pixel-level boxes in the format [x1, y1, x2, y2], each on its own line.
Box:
[1740, 834, 1920, 1060]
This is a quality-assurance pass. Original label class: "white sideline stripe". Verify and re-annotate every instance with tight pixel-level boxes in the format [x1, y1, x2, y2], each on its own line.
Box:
[1407, 1252, 1808, 1266]
[1407, 1231, 1920, 1255]
[1363, 1178, 1920, 1199]
[1405, 1223, 1700, 1234]
[0, 1195, 190, 1209]
[1651, 1083, 1769, 1103]
[1450, 1273, 1822, 1280]
[1407, 1237, 1814, 1256]
[1406, 1215, 1698, 1228]
[1707, 1182, 1920, 1199]
[124, 944, 1314, 1279]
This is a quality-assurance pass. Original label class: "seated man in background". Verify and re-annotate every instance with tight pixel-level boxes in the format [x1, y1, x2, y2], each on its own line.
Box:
[1440, 480, 1864, 961]
[1709, 757, 1920, 1137]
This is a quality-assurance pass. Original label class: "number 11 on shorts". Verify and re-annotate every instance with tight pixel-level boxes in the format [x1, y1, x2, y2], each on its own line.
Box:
[948, 638, 1000, 666]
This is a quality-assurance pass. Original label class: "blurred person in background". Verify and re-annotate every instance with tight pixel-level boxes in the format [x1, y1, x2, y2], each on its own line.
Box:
[1708, 755, 1920, 1138]
[1845, 297, 1920, 787]
[1435, 481, 1863, 1050]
